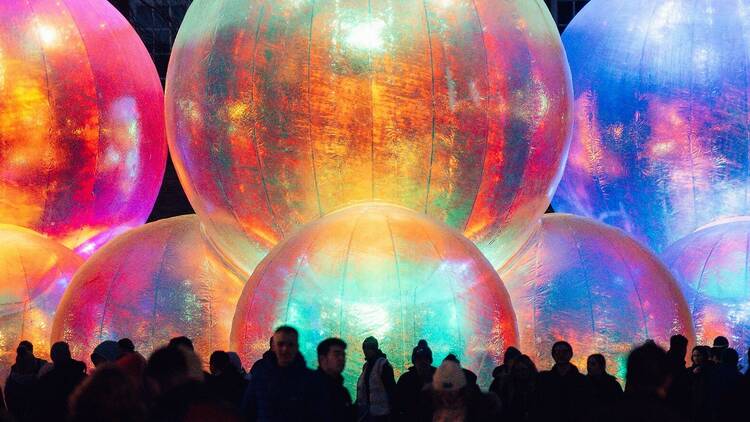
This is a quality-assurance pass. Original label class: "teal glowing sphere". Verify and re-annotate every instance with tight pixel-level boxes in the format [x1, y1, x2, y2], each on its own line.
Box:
[230, 203, 519, 389]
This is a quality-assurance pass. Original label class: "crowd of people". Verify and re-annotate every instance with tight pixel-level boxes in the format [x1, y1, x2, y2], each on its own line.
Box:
[0, 327, 748, 421]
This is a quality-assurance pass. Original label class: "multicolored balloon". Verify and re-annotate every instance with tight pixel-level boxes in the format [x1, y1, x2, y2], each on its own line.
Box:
[552, 0, 750, 253]
[166, 0, 573, 274]
[51, 215, 244, 364]
[231, 203, 518, 389]
[0, 224, 82, 377]
[662, 217, 750, 362]
[499, 214, 694, 381]
[0, 0, 167, 256]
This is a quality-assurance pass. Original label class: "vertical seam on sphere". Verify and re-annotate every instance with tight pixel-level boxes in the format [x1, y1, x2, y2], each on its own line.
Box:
[368, 0, 375, 198]
[421, 0, 437, 215]
[147, 224, 180, 348]
[248, 2, 285, 237]
[307, 1, 323, 217]
[693, 231, 725, 318]
[24, 0, 58, 243]
[337, 208, 368, 338]
[461, 0, 491, 232]
[384, 214, 407, 370]
[16, 247, 30, 339]
[565, 220, 597, 336]
[685, 0, 700, 233]
[281, 228, 323, 325]
[610, 229, 651, 340]
[738, 0, 750, 211]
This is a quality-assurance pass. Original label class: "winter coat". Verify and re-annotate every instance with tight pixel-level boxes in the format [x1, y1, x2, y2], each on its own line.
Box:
[314, 369, 356, 422]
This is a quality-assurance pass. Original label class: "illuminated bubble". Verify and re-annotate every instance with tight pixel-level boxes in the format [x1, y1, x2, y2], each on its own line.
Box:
[230, 203, 518, 389]
[499, 214, 694, 381]
[0, 0, 167, 255]
[0, 224, 82, 378]
[553, 0, 750, 253]
[662, 217, 750, 368]
[166, 0, 573, 274]
[51, 215, 244, 364]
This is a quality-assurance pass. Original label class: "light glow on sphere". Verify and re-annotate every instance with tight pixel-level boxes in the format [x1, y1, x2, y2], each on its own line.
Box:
[662, 218, 750, 366]
[230, 203, 519, 389]
[0, 224, 82, 377]
[499, 214, 694, 381]
[553, 0, 750, 253]
[166, 0, 573, 275]
[0, 0, 167, 255]
[51, 215, 244, 364]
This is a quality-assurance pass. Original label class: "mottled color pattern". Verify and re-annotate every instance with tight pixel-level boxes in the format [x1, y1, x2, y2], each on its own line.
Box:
[51, 215, 244, 365]
[0, 0, 167, 256]
[499, 214, 694, 382]
[230, 203, 518, 390]
[553, 0, 750, 253]
[166, 0, 573, 275]
[0, 224, 82, 379]
[662, 217, 750, 369]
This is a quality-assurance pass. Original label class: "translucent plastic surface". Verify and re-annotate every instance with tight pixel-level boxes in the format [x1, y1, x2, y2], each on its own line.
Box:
[51, 216, 244, 364]
[231, 203, 518, 389]
[0, 225, 82, 378]
[662, 218, 750, 366]
[166, 0, 573, 274]
[500, 214, 694, 381]
[552, 0, 750, 253]
[0, 0, 167, 256]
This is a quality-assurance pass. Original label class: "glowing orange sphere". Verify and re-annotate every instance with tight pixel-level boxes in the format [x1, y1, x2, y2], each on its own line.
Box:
[231, 203, 518, 389]
[0, 0, 167, 255]
[0, 224, 82, 378]
[166, 0, 573, 274]
[51, 216, 244, 364]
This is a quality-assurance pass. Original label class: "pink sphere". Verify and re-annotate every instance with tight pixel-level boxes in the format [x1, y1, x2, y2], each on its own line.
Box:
[0, 224, 82, 378]
[500, 214, 694, 380]
[231, 203, 518, 389]
[0, 0, 167, 255]
[51, 216, 244, 364]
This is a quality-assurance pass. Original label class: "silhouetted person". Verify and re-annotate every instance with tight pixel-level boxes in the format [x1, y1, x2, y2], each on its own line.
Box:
[584, 354, 622, 420]
[395, 340, 435, 421]
[35, 341, 87, 421]
[489, 346, 521, 397]
[712, 336, 729, 349]
[207, 350, 248, 409]
[242, 326, 325, 421]
[356, 336, 397, 421]
[227, 352, 246, 376]
[247, 337, 275, 378]
[117, 338, 136, 357]
[5, 343, 46, 422]
[612, 341, 682, 422]
[687, 345, 713, 421]
[712, 348, 743, 420]
[314, 338, 355, 422]
[91, 340, 121, 367]
[146, 345, 234, 421]
[535, 341, 589, 422]
[665, 335, 689, 418]
[427, 359, 500, 422]
[168, 336, 195, 352]
[68, 363, 146, 422]
[496, 354, 538, 422]
[443, 354, 479, 394]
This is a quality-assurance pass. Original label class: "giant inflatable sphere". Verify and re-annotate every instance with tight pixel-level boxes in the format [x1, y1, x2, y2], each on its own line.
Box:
[552, 0, 750, 253]
[167, 0, 573, 274]
[662, 218, 750, 361]
[231, 203, 519, 388]
[499, 214, 694, 381]
[0, 225, 82, 377]
[0, 0, 167, 255]
[51, 216, 244, 364]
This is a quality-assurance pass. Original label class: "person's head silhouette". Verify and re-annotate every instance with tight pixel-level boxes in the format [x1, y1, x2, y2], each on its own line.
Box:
[551, 341, 573, 364]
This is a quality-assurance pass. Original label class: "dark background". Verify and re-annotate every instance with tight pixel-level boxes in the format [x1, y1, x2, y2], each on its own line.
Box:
[107, 0, 589, 222]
